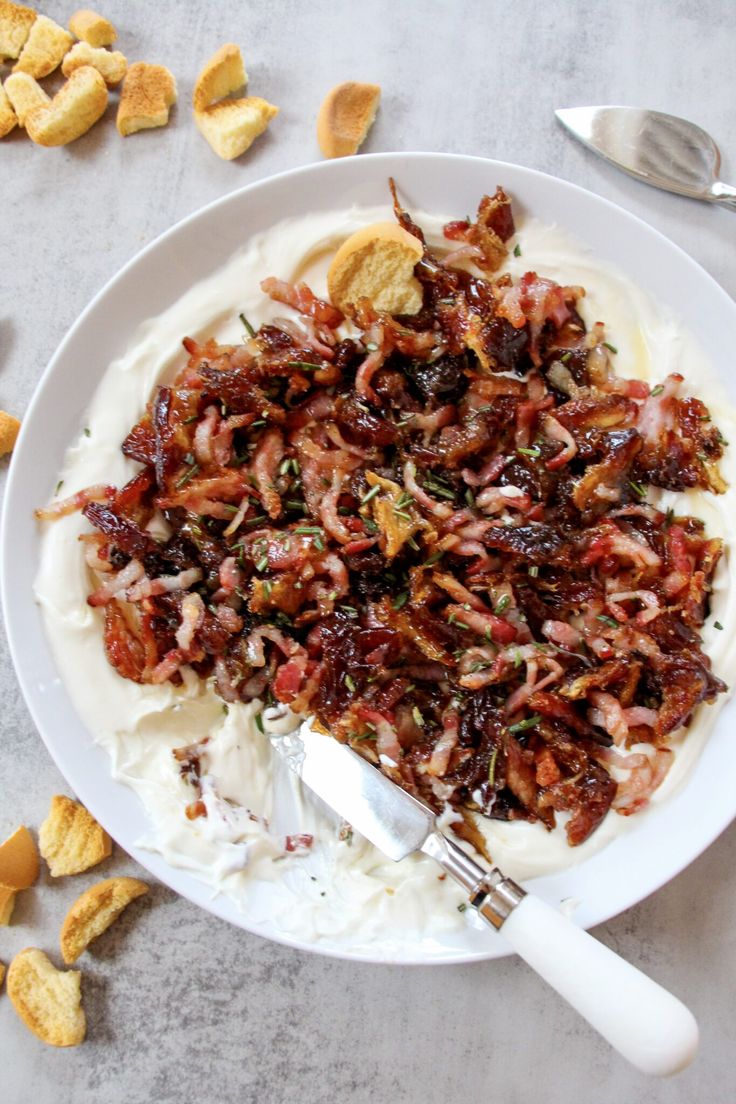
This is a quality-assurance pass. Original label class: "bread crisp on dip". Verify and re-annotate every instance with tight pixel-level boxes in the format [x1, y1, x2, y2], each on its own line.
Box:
[327, 221, 424, 315]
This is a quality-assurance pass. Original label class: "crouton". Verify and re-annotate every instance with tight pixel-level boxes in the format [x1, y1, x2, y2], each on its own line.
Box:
[13, 14, 73, 78]
[195, 95, 277, 161]
[0, 80, 17, 137]
[317, 81, 380, 159]
[0, 1, 36, 60]
[60, 877, 149, 964]
[7, 948, 85, 1047]
[62, 40, 126, 85]
[0, 824, 39, 889]
[327, 222, 424, 315]
[192, 42, 246, 112]
[38, 794, 112, 876]
[26, 65, 108, 146]
[0, 885, 16, 925]
[116, 61, 176, 136]
[0, 411, 22, 453]
[68, 8, 115, 47]
[3, 71, 48, 126]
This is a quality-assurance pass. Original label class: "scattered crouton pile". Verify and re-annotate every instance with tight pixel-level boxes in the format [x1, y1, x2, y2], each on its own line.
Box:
[192, 42, 278, 160]
[1, 7, 381, 160]
[0, 3, 176, 145]
[0, 796, 149, 1048]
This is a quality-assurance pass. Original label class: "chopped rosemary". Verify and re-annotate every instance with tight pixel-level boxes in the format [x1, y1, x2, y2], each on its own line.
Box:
[255, 554, 269, 572]
[313, 535, 325, 551]
[361, 484, 381, 505]
[650, 384, 664, 397]
[457, 903, 468, 913]
[513, 243, 522, 257]
[175, 462, 200, 489]
[239, 312, 256, 338]
[447, 612, 469, 629]
[714, 621, 724, 630]
[628, 480, 646, 499]
[254, 711, 264, 733]
[393, 592, 409, 610]
[602, 341, 618, 354]
[412, 706, 425, 728]
[560, 351, 572, 363]
[517, 446, 541, 458]
[507, 714, 542, 734]
[422, 550, 445, 567]
[294, 526, 323, 535]
[464, 488, 475, 508]
[494, 594, 511, 615]
[487, 747, 498, 786]
[528, 565, 539, 577]
[596, 614, 619, 629]
[344, 674, 356, 692]
[183, 413, 199, 424]
[83, 427, 91, 437]
[55, 479, 64, 495]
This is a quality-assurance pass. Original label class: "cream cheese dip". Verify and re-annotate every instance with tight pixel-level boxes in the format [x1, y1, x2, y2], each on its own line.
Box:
[34, 205, 736, 946]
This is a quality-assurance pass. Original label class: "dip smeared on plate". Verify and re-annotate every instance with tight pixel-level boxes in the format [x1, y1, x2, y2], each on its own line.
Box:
[34, 191, 735, 943]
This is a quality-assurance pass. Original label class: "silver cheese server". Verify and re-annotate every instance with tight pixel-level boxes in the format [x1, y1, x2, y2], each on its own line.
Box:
[556, 105, 736, 211]
[273, 720, 698, 1077]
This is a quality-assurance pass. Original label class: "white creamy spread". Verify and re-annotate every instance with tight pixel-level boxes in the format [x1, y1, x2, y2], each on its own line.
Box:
[34, 206, 736, 945]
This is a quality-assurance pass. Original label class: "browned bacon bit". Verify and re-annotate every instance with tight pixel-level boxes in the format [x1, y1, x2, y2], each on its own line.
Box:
[52, 185, 729, 851]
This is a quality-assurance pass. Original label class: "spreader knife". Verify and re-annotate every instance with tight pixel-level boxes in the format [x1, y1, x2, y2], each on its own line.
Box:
[556, 105, 736, 210]
[274, 721, 698, 1077]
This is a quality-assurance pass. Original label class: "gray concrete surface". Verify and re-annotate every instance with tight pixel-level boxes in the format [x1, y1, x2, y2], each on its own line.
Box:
[1, 2, 735, 1101]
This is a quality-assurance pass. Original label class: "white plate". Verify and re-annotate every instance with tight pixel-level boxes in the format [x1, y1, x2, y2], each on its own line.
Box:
[4, 153, 736, 964]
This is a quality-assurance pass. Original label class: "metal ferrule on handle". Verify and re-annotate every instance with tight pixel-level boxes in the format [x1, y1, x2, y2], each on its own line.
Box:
[420, 830, 525, 929]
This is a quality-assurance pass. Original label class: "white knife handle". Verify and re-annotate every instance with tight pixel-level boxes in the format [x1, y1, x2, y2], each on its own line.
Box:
[420, 832, 697, 1076]
[498, 893, 698, 1077]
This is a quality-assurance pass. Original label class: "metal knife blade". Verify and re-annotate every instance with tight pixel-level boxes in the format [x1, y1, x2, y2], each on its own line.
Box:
[276, 721, 435, 861]
[555, 105, 736, 206]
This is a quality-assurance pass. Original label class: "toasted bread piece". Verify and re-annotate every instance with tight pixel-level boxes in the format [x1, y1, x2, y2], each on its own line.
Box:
[13, 14, 73, 78]
[0, 80, 17, 137]
[39, 794, 112, 877]
[317, 81, 380, 159]
[0, 411, 21, 452]
[327, 221, 423, 315]
[195, 95, 277, 161]
[68, 8, 115, 47]
[62, 41, 126, 85]
[0, 1, 36, 60]
[60, 876, 148, 964]
[7, 949, 85, 1047]
[3, 71, 48, 125]
[193, 42, 246, 112]
[116, 61, 176, 136]
[0, 825, 39, 889]
[26, 65, 107, 146]
[0, 885, 16, 925]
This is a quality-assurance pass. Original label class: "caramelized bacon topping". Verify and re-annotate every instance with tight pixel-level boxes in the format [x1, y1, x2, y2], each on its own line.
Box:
[51, 186, 728, 849]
